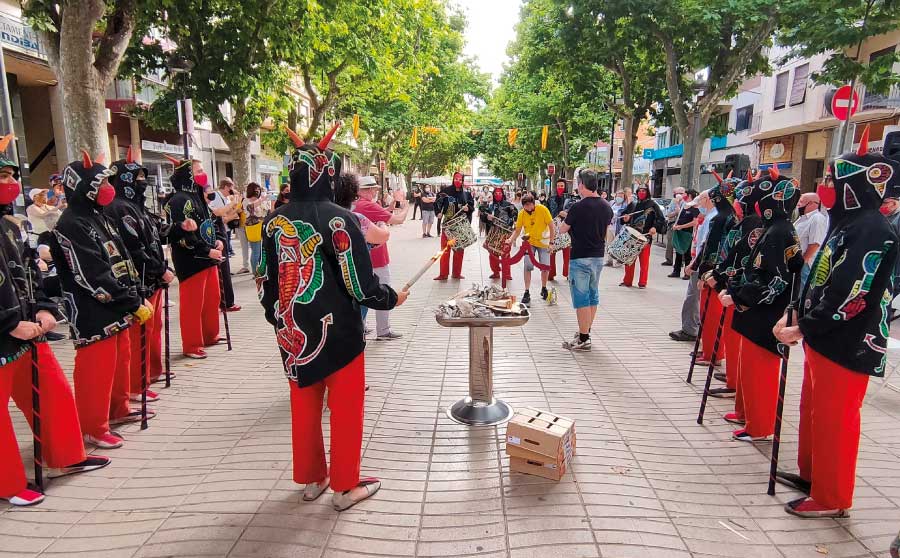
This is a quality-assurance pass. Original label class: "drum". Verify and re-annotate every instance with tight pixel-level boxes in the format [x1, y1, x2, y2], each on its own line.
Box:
[443, 212, 477, 250]
[550, 219, 571, 253]
[608, 225, 648, 265]
[483, 222, 513, 257]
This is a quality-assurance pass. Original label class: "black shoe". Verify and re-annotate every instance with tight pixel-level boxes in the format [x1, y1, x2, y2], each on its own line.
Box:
[44, 331, 66, 341]
[522, 291, 531, 306]
[669, 330, 697, 342]
[662, 260, 673, 266]
[540, 287, 549, 300]
[707, 387, 736, 398]
[713, 372, 727, 382]
[682, 275, 690, 280]
[775, 471, 811, 495]
[667, 272, 680, 278]
[47, 456, 111, 479]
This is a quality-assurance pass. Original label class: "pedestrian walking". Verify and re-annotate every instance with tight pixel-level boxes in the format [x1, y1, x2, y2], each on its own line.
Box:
[557, 170, 613, 351]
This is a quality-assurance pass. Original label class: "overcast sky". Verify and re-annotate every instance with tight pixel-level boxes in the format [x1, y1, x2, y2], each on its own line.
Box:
[454, 0, 521, 84]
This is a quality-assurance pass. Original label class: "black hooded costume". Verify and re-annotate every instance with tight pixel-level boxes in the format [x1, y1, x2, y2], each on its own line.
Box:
[712, 176, 766, 292]
[799, 149, 900, 377]
[258, 130, 398, 387]
[49, 154, 142, 347]
[623, 185, 664, 235]
[104, 152, 167, 296]
[435, 173, 475, 225]
[479, 187, 518, 231]
[692, 178, 738, 276]
[0, 156, 57, 365]
[164, 159, 222, 282]
[728, 171, 804, 355]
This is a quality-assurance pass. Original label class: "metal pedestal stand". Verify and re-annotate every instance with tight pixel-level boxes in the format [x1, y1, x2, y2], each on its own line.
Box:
[436, 313, 529, 426]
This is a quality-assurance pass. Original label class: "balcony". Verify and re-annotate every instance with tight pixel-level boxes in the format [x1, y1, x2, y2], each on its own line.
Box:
[860, 84, 900, 111]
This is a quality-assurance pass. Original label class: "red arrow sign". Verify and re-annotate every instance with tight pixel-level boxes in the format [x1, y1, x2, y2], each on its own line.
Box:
[831, 86, 859, 121]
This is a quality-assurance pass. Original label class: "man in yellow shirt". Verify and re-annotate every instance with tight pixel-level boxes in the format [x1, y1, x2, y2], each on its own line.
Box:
[505, 194, 556, 305]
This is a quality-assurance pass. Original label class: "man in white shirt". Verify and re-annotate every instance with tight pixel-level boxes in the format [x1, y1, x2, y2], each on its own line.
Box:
[670, 191, 714, 342]
[794, 192, 828, 286]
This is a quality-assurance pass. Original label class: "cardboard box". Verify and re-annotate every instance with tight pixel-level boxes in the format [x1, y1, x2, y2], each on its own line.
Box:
[509, 455, 566, 481]
[506, 407, 576, 480]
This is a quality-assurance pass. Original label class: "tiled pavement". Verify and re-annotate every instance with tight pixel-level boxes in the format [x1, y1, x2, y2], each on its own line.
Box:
[4, 218, 900, 558]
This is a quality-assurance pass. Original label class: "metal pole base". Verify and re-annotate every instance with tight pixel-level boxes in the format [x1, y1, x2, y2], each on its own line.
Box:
[447, 397, 514, 426]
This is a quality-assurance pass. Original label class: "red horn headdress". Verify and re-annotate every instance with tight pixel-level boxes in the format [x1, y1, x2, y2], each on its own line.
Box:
[82, 150, 92, 168]
[769, 163, 780, 180]
[857, 124, 871, 156]
[318, 121, 341, 150]
[285, 126, 304, 148]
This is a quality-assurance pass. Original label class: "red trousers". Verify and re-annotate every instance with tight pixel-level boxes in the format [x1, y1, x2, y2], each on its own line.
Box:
[488, 252, 512, 280]
[0, 343, 87, 498]
[700, 285, 724, 363]
[722, 307, 738, 390]
[179, 266, 221, 354]
[75, 331, 131, 437]
[798, 345, 869, 510]
[548, 247, 570, 280]
[437, 233, 464, 278]
[622, 244, 651, 287]
[734, 334, 781, 437]
[129, 289, 163, 394]
[290, 353, 365, 492]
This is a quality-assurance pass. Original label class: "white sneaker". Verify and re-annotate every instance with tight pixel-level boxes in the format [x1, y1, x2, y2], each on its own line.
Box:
[562, 336, 592, 351]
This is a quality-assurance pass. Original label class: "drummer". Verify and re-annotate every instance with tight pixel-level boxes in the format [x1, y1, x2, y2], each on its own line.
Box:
[620, 185, 663, 288]
[505, 194, 555, 306]
[479, 186, 518, 281]
[547, 178, 573, 281]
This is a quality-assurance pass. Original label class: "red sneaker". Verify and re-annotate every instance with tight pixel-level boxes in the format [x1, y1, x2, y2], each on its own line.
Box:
[224, 305, 242, 312]
[723, 412, 745, 425]
[433, 275, 448, 281]
[129, 390, 160, 403]
[5, 488, 44, 507]
[184, 350, 207, 359]
[785, 497, 848, 518]
[84, 431, 124, 449]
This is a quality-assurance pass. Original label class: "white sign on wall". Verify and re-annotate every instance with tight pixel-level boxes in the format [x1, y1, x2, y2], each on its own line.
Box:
[0, 13, 45, 60]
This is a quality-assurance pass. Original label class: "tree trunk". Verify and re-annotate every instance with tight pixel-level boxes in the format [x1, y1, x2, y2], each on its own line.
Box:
[620, 114, 637, 190]
[678, 112, 707, 191]
[223, 133, 254, 191]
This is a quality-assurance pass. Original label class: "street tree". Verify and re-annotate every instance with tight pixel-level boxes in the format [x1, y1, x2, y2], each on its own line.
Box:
[24, 0, 159, 161]
[125, 0, 303, 190]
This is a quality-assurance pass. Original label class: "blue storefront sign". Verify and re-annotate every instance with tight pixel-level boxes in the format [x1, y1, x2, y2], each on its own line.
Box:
[0, 14, 46, 60]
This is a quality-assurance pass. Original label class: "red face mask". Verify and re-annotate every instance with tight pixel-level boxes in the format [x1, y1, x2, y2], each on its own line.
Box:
[0, 180, 20, 205]
[816, 182, 836, 210]
[493, 192, 503, 202]
[96, 184, 116, 206]
[637, 190, 648, 201]
[556, 186, 565, 195]
[452, 174, 463, 189]
[880, 205, 892, 216]
[194, 172, 209, 188]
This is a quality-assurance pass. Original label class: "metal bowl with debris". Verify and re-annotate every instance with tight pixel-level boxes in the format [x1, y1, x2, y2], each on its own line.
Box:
[435, 284, 529, 324]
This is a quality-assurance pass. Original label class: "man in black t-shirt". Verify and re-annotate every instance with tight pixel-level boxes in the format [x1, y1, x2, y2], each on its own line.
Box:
[557, 169, 613, 351]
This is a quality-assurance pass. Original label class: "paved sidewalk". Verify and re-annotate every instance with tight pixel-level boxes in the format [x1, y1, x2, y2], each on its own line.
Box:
[4, 219, 900, 558]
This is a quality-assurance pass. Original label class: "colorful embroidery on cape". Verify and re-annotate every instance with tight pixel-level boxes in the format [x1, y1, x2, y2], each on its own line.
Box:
[834, 248, 883, 320]
[265, 215, 329, 378]
[329, 217, 365, 301]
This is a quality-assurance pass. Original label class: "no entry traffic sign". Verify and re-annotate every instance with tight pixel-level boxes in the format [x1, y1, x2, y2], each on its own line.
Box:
[831, 86, 859, 121]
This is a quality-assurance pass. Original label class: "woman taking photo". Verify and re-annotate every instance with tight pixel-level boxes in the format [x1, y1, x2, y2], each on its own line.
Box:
[243, 182, 270, 274]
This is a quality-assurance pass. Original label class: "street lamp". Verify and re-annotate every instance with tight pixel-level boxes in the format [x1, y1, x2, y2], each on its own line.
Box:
[167, 54, 195, 160]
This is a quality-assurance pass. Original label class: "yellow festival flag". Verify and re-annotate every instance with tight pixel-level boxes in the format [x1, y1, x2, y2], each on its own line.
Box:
[541, 125, 549, 150]
[352, 114, 360, 139]
[508, 128, 518, 147]
[422, 126, 440, 134]
[410, 126, 419, 148]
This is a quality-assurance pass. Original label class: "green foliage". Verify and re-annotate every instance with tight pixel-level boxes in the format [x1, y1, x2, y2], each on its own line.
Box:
[778, 0, 900, 94]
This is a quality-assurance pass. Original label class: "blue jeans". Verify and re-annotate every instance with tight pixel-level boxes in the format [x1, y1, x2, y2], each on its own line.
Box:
[569, 257, 604, 309]
[250, 241, 262, 274]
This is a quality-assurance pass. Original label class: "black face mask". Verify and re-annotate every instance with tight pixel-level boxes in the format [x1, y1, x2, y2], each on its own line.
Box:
[207, 193, 216, 202]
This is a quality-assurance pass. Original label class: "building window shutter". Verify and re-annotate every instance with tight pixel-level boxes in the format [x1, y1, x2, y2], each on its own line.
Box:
[774, 71, 789, 110]
[789, 64, 809, 106]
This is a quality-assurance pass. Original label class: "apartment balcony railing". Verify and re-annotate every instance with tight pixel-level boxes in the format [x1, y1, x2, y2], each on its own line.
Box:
[860, 84, 900, 111]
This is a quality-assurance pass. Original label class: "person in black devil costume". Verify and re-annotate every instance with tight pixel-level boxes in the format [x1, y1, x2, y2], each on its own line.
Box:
[433, 171, 474, 280]
[479, 186, 517, 281]
[163, 155, 224, 359]
[0, 136, 111, 507]
[707, 172, 766, 399]
[547, 178, 573, 280]
[620, 184, 663, 288]
[49, 151, 154, 450]
[689, 173, 738, 370]
[258, 124, 408, 511]
[719, 165, 803, 443]
[105, 147, 174, 404]
[774, 126, 900, 518]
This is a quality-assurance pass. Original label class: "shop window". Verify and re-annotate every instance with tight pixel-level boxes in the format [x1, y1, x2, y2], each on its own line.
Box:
[773, 71, 789, 110]
[789, 64, 809, 106]
[735, 105, 754, 132]
[656, 131, 668, 149]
